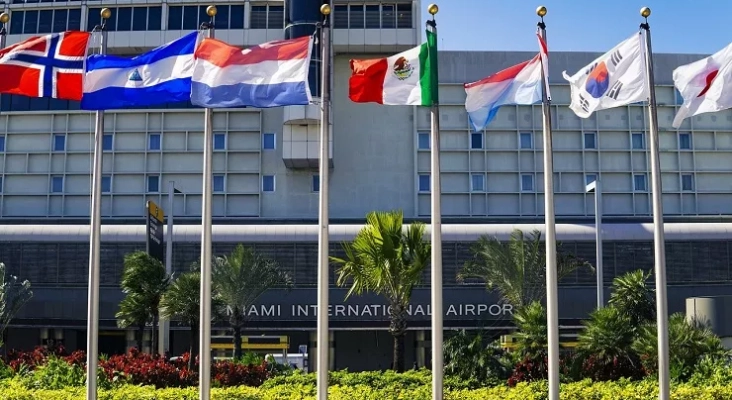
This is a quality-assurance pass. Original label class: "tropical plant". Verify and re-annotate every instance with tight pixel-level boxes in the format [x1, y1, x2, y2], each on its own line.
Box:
[443, 330, 511, 387]
[331, 210, 431, 372]
[160, 271, 207, 364]
[115, 294, 148, 351]
[458, 229, 591, 309]
[212, 244, 292, 360]
[0, 262, 33, 349]
[512, 301, 547, 359]
[607, 269, 655, 326]
[116, 251, 171, 354]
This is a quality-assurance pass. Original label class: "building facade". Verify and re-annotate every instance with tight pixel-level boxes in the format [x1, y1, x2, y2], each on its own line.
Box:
[1, 0, 732, 370]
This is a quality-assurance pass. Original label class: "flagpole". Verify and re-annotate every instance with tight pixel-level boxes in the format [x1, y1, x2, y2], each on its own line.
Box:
[159, 180, 175, 356]
[85, 8, 110, 400]
[199, 5, 217, 400]
[640, 7, 670, 400]
[316, 4, 331, 400]
[0, 13, 8, 51]
[536, 7, 560, 400]
[425, 4, 444, 400]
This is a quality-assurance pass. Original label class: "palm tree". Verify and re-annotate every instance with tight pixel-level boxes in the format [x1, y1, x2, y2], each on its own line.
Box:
[212, 244, 291, 360]
[0, 262, 33, 349]
[607, 269, 655, 326]
[117, 251, 171, 354]
[160, 271, 208, 367]
[513, 301, 547, 359]
[458, 229, 591, 309]
[331, 210, 431, 372]
[115, 294, 148, 351]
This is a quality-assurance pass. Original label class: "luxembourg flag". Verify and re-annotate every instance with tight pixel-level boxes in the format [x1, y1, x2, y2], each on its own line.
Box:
[191, 35, 313, 108]
[464, 34, 549, 132]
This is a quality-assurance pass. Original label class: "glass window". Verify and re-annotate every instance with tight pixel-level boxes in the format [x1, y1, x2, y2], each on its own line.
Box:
[37, 9, 52, 33]
[312, 175, 320, 192]
[585, 174, 597, 186]
[167, 6, 182, 30]
[396, 4, 412, 28]
[0, 177, 3, 193]
[381, 4, 396, 28]
[333, 5, 348, 28]
[215, 5, 229, 29]
[471, 174, 484, 192]
[521, 174, 534, 191]
[213, 133, 226, 150]
[418, 133, 429, 149]
[52, 9, 67, 32]
[632, 133, 644, 149]
[675, 88, 684, 105]
[67, 8, 81, 30]
[418, 174, 430, 192]
[0, 136, 5, 152]
[148, 133, 161, 151]
[229, 5, 244, 29]
[101, 175, 111, 193]
[10, 11, 23, 35]
[262, 175, 275, 192]
[147, 6, 161, 30]
[520, 132, 533, 149]
[116, 7, 132, 31]
[182, 6, 198, 30]
[584, 132, 596, 149]
[51, 176, 63, 193]
[267, 5, 283, 29]
[679, 133, 692, 150]
[364, 5, 380, 28]
[262, 133, 275, 150]
[349, 5, 364, 28]
[213, 175, 224, 192]
[132, 7, 147, 31]
[681, 174, 694, 191]
[250, 5, 267, 29]
[634, 174, 647, 191]
[24, 10, 39, 34]
[103, 134, 113, 151]
[470, 132, 483, 149]
[147, 175, 159, 193]
[53, 134, 65, 151]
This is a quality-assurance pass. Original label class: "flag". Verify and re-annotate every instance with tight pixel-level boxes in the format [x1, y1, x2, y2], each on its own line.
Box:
[82, 32, 201, 110]
[464, 34, 548, 131]
[349, 29, 438, 106]
[191, 36, 313, 108]
[672, 42, 732, 128]
[562, 32, 647, 118]
[0, 31, 90, 101]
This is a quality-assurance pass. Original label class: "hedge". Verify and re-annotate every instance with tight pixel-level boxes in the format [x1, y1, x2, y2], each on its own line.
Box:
[2, 379, 732, 400]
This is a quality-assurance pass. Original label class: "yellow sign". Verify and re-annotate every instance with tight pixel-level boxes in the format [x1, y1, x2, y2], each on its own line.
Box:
[147, 201, 164, 222]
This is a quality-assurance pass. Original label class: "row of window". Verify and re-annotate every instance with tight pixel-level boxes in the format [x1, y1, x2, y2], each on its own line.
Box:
[421, 132, 695, 151]
[8, 8, 81, 34]
[44, 174, 285, 194]
[332, 4, 413, 29]
[416, 173, 695, 193]
[0, 95, 196, 113]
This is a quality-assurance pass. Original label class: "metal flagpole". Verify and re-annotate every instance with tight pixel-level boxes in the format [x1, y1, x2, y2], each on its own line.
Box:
[159, 180, 175, 356]
[0, 12, 7, 55]
[424, 4, 443, 400]
[199, 5, 217, 400]
[316, 4, 331, 400]
[585, 179, 604, 308]
[536, 7, 560, 400]
[86, 8, 110, 400]
[639, 7, 670, 400]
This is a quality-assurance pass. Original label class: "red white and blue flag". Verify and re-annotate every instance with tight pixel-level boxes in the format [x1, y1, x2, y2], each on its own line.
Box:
[0, 31, 91, 101]
[464, 34, 549, 132]
[191, 35, 313, 108]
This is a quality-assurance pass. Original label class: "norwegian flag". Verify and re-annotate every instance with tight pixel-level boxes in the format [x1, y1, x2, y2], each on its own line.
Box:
[0, 31, 90, 101]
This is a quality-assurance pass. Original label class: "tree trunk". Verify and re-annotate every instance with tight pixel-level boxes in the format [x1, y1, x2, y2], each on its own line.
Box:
[392, 332, 405, 372]
[388, 302, 408, 372]
[151, 312, 159, 356]
[136, 323, 144, 352]
[232, 325, 243, 360]
[189, 322, 199, 370]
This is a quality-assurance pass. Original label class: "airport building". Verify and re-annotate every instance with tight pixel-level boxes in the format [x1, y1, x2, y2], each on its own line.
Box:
[1, 0, 732, 371]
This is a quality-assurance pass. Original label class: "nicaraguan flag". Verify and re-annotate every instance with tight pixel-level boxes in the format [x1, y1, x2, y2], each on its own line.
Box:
[81, 31, 201, 110]
[191, 35, 313, 108]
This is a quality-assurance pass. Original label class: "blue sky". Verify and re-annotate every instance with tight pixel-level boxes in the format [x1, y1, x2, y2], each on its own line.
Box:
[419, 0, 730, 54]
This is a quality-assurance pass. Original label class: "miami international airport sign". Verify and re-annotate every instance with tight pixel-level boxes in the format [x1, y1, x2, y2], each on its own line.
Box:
[146, 201, 165, 262]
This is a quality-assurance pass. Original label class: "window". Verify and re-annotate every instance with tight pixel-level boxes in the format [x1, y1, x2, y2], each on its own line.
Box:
[418, 174, 430, 192]
[101, 176, 111, 193]
[634, 174, 647, 191]
[681, 174, 694, 191]
[250, 6, 267, 29]
[520, 132, 533, 149]
[584, 132, 597, 149]
[53, 134, 65, 151]
[103, 134, 113, 151]
[470, 132, 483, 149]
[213, 133, 226, 150]
[396, 3, 413, 28]
[418, 133, 429, 149]
[262, 133, 275, 150]
[148, 133, 161, 151]
[312, 175, 320, 192]
[631, 133, 645, 149]
[266, 6, 283, 29]
[51, 176, 63, 193]
[679, 133, 692, 150]
[382, 4, 396, 28]
[585, 174, 597, 186]
[147, 175, 159, 193]
[521, 174, 534, 191]
[349, 4, 364, 28]
[333, 5, 348, 28]
[365, 5, 380, 28]
[213, 175, 225, 192]
[0, 177, 2, 193]
[0, 136, 5, 152]
[471, 174, 484, 192]
[674, 88, 684, 105]
[262, 175, 275, 192]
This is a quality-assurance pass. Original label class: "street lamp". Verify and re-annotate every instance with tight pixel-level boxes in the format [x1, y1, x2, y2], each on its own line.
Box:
[585, 178, 603, 309]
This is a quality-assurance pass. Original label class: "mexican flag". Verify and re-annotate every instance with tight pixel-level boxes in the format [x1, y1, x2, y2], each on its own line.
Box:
[348, 29, 438, 106]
